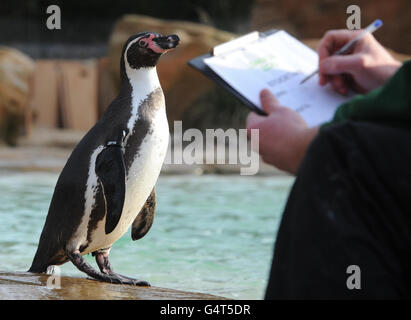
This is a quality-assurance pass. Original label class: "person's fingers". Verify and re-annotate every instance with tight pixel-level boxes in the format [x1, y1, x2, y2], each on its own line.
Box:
[260, 89, 281, 114]
[317, 29, 363, 88]
[319, 73, 328, 86]
[330, 76, 342, 92]
[319, 73, 349, 94]
[246, 112, 264, 136]
[330, 75, 348, 95]
[319, 54, 364, 76]
[246, 112, 262, 126]
[317, 29, 362, 60]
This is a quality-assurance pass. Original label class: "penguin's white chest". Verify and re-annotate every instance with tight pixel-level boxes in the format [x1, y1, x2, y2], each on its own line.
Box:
[115, 107, 169, 238]
[89, 107, 168, 252]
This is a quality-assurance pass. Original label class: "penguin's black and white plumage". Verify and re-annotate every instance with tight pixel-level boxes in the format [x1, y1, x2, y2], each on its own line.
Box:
[29, 32, 180, 286]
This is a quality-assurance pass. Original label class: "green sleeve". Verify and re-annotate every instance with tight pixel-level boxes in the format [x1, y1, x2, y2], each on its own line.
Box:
[321, 60, 411, 130]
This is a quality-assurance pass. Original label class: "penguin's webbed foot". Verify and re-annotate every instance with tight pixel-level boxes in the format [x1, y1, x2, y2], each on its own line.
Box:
[108, 273, 150, 286]
[68, 251, 150, 286]
[94, 250, 150, 286]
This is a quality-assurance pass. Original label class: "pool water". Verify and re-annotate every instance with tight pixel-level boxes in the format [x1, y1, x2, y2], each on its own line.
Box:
[0, 172, 294, 299]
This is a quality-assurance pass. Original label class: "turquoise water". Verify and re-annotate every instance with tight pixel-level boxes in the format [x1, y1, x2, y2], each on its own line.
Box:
[0, 171, 294, 299]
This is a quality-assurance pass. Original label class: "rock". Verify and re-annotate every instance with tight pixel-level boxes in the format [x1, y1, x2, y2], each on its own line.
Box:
[0, 271, 226, 300]
[251, 0, 411, 55]
[0, 47, 35, 146]
[108, 14, 236, 125]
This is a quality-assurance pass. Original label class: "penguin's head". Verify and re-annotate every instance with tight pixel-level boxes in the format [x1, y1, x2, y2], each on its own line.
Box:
[123, 32, 180, 70]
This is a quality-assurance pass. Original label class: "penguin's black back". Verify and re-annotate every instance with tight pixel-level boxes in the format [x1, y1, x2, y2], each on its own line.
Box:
[29, 82, 164, 272]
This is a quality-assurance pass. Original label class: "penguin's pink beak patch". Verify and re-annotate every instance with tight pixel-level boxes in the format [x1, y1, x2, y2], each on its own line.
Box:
[147, 34, 180, 53]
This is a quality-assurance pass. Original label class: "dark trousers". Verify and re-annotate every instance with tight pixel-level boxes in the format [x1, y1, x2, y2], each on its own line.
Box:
[265, 122, 411, 299]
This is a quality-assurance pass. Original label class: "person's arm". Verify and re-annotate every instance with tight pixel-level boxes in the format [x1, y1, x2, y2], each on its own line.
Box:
[246, 29, 404, 174]
[246, 89, 318, 174]
[318, 29, 402, 94]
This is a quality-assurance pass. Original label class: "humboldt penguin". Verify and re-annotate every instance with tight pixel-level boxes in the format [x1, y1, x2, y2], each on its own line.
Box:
[29, 32, 180, 286]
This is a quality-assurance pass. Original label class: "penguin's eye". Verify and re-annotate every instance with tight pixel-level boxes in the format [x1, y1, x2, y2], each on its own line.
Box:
[139, 40, 147, 47]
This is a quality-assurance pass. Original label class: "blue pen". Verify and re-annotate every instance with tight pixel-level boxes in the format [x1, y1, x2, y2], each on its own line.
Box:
[300, 19, 383, 84]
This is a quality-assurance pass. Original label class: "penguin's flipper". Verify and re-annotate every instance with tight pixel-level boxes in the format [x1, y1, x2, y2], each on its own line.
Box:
[95, 145, 126, 234]
[131, 187, 156, 241]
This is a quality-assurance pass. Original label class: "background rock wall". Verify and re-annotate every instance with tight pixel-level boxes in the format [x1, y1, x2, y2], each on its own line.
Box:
[0, 48, 34, 145]
[0, 0, 253, 59]
[251, 0, 411, 54]
[1, 0, 410, 145]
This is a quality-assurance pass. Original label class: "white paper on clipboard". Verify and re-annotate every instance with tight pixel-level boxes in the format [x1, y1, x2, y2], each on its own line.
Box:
[204, 30, 353, 127]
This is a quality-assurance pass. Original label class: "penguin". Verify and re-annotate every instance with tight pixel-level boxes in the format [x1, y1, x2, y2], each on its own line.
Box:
[28, 32, 180, 286]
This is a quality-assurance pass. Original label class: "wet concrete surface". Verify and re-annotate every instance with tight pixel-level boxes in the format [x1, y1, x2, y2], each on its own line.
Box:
[0, 272, 226, 300]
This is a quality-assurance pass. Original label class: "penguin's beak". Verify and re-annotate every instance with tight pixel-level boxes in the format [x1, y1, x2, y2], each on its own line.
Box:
[151, 34, 180, 53]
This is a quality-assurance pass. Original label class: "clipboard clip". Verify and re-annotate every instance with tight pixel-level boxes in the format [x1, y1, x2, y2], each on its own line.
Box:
[212, 31, 260, 56]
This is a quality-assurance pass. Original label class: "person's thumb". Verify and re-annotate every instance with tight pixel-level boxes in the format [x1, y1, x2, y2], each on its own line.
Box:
[319, 54, 363, 75]
[260, 89, 281, 114]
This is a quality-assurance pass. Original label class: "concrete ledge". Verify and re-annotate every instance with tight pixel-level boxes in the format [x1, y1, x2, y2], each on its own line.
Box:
[0, 272, 226, 300]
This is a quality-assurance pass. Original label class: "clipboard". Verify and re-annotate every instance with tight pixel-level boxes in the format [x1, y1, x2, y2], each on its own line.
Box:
[187, 29, 279, 116]
[188, 29, 353, 127]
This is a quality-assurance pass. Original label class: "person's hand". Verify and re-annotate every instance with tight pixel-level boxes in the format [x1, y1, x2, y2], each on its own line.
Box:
[318, 29, 402, 94]
[246, 89, 318, 174]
